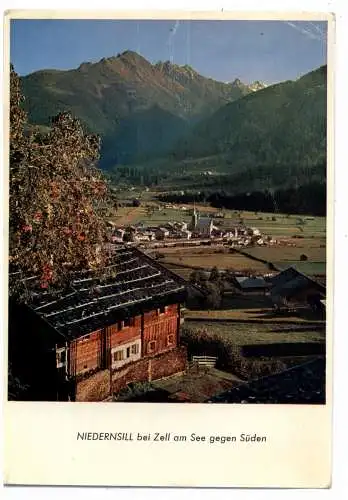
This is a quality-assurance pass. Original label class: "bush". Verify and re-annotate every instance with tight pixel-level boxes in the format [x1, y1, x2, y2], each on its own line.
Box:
[204, 282, 222, 309]
[189, 270, 206, 284]
[209, 266, 220, 282]
[180, 328, 287, 380]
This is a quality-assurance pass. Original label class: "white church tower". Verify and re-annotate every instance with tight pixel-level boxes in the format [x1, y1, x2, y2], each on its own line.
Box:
[190, 205, 198, 231]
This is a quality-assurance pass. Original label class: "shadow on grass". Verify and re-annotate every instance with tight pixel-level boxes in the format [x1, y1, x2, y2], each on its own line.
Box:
[246, 308, 325, 322]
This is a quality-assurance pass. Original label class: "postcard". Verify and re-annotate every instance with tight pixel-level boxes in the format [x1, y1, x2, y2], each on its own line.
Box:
[3, 9, 333, 488]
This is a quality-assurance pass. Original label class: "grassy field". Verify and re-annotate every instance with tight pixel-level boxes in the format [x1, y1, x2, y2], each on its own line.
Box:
[185, 308, 325, 323]
[156, 243, 326, 277]
[244, 244, 326, 275]
[133, 207, 192, 226]
[185, 293, 325, 324]
[184, 320, 325, 346]
[219, 210, 326, 239]
[245, 243, 326, 262]
[160, 263, 194, 280]
[158, 247, 270, 273]
[108, 206, 146, 225]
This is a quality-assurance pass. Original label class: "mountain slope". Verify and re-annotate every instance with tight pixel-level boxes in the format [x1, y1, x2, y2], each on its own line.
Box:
[20, 51, 259, 166]
[171, 65, 326, 189]
[101, 105, 190, 166]
[21, 52, 254, 132]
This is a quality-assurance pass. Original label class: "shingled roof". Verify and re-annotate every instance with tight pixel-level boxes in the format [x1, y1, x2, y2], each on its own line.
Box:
[11, 247, 187, 339]
[270, 266, 326, 299]
[208, 358, 325, 404]
[235, 276, 270, 290]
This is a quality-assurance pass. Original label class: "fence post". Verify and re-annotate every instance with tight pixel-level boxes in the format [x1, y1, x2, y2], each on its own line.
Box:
[148, 358, 152, 382]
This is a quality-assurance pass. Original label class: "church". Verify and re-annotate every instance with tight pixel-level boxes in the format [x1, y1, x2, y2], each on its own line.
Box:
[189, 207, 214, 237]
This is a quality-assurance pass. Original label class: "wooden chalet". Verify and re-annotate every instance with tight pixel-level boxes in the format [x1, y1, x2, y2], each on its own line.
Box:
[270, 266, 326, 311]
[9, 247, 188, 401]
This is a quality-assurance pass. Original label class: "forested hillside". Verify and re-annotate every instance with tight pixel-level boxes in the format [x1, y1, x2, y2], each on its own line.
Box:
[170, 65, 327, 189]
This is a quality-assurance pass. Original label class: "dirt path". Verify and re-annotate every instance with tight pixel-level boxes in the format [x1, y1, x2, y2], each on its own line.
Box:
[114, 207, 143, 226]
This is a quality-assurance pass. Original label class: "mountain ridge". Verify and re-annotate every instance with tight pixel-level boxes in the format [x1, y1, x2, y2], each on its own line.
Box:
[20, 50, 261, 131]
[18, 53, 327, 187]
[20, 50, 269, 167]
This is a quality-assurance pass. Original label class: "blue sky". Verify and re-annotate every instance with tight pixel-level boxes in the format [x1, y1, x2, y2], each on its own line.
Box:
[10, 19, 327, 84]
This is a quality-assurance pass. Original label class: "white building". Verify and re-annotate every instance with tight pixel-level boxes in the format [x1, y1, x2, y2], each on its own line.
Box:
[155, 227, 170, 240]
[180, 230, 192, 240]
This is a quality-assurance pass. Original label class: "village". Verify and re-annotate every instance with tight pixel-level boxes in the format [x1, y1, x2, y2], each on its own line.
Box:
[108, 203, 276, 247]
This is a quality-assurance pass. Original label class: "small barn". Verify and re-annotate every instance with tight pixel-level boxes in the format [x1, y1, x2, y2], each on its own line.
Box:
[155, 227, 170, 240]
[234, 276, 271, 294]
[270, 267, 326, 311]
[9, 247, 188, 401]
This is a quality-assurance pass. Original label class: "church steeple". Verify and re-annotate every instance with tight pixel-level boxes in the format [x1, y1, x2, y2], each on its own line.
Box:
[191, 203, 198, 230]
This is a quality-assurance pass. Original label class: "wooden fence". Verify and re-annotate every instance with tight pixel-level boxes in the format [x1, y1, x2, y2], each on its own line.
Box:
[190, 355, 217, 368]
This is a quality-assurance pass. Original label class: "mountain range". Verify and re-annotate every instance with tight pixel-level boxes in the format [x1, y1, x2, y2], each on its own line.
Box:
[20, 51, 266, 166]
[19, 51, 326, 190]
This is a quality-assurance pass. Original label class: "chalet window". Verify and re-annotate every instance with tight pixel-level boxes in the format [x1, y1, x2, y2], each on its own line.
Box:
[124, 317, 134, 328]
[158, 305, 166, 315]
[167, 334, 175, 346]
[147, 341, 156, 354]
[117, 322, 122, 331]
[83, 364, 87, 369]
[56, 349, 66, 366]
[131, 344, 139, 355]
[126, 347, 131, 358]
[113, 350, 124, 362]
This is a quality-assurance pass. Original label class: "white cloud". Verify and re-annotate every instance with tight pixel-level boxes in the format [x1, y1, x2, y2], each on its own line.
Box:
[285, 21, 326, 42]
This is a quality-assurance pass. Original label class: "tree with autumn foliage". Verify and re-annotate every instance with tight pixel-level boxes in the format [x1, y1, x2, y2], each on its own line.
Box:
[9, 65, 111, 294]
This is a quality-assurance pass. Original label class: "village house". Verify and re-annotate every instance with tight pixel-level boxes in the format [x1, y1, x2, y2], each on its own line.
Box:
[174, 221, 188, 231]
[233, 276, 271, 295]
[180, 229, 192, 240]
[155, 227, 170, 240]
[111, 228, 125, 243]
[9, 247, 188, 402]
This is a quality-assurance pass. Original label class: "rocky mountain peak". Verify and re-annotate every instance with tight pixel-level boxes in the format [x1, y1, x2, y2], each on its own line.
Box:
[249, 80, 267, 92]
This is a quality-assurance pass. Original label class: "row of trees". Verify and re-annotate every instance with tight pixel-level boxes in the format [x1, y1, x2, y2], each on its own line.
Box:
[189, 266, 233, 310]
[209, 183, 326, 216]
[9, 65, 111, 295]
[157, 182, 326, 216]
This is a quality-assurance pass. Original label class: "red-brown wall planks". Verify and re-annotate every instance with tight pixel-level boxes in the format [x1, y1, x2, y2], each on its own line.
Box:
[143, 305, 179, 356]
[70, 305, 181, 380]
